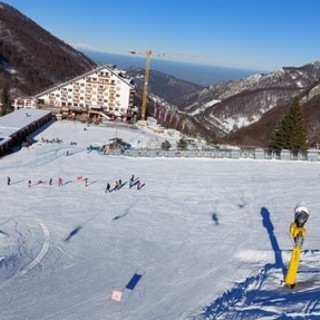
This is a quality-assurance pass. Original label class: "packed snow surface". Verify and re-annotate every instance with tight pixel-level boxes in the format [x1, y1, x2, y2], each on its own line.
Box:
[1, 120, 320, 320]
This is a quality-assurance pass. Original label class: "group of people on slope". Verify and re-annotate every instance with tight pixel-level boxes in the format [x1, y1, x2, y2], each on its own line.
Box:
[105, 174, 143, 193]
[6, 174, 144, 191]
[6, 176, 62, 187]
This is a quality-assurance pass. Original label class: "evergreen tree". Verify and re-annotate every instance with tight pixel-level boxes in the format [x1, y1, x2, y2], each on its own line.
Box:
[161, 139, 171, 150]
[177, 137, 187, 150]
[269, 98, 307, 152]
[0, 87, 13, 116]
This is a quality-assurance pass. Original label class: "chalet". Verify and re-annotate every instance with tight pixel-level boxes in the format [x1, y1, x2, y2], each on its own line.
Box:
[33, 65, 137, 123]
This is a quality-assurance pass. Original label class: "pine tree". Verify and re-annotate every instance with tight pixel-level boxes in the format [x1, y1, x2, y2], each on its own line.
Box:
[269, 98, 307, 152]
[161, 139, 171, 150]
[0, 87, 13, 116]
[177, 137, 187, 150]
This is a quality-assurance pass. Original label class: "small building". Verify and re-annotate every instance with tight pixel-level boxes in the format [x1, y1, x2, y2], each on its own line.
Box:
[12, 95, 36, 110]
[0, 109, 52, 156]
[103, 137, 131, 152]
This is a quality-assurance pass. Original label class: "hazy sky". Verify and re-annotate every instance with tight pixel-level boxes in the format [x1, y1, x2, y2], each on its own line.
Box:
[3, 0, 320, 71]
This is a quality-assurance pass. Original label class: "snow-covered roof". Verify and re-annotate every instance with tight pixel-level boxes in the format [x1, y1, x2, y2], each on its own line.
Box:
[0, 109, 51, 138]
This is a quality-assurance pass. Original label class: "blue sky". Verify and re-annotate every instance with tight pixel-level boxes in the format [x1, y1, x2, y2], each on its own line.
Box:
[3, 0, 320, 71]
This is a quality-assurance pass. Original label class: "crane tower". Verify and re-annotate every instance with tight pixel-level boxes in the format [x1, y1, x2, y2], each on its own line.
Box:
[129, 49, 152, 124]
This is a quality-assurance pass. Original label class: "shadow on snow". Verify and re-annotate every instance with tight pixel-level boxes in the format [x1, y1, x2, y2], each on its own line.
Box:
[64, 213, 101, 242]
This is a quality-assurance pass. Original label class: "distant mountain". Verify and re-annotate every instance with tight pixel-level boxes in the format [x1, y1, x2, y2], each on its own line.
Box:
[125, 67, 203, 104]
[142, 62, 320, 147]
[0, 2, 97, 95]
[184, 63, 320, 146]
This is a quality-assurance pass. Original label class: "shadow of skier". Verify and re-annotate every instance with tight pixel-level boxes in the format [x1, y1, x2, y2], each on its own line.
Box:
[64, 225, 82, 242]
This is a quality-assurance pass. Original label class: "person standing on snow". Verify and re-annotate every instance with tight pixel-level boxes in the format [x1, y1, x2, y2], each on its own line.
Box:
[58, 177, 63, 186]
[7, 176, 10, 185]
[129, 174, 135, 188]
[105, 182, 111, 193]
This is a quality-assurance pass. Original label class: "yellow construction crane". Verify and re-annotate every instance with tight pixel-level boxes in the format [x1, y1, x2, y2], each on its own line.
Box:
[129, 49, 152, 124]
[129, 49, 185, 124]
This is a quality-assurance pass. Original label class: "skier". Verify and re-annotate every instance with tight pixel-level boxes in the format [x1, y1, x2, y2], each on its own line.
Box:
[28, 180, 31, 187]
[7, 176, 10, 185]
[105, 182, 111, 193]
[58, 177, 63, 186]
[136, 180, 141, 190]
[49, 178, 53, 185]
[84, 177, 88, 187]
[129, 174, 135, 188]
[115, 180, 119, 190]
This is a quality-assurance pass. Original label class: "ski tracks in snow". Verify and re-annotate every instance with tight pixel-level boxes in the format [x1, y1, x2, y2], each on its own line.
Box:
[16, 220, 51, 277]
[0, 219, 51, 290]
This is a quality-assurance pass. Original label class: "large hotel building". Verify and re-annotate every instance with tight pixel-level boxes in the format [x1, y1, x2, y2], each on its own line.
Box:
[14, 65, 137, 123]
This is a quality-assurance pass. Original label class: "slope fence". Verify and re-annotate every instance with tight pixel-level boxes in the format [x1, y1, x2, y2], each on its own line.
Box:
[102, 147, 320, 161]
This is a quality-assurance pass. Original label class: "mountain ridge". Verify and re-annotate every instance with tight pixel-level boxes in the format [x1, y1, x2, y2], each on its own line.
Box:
[0, 1, 97, 95]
